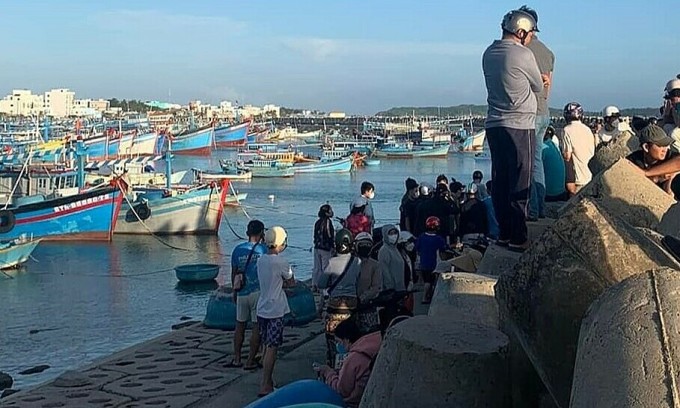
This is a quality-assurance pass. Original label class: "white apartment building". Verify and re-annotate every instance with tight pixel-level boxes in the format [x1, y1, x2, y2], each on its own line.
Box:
[44, 88, 75, 117]
[0, 89, 44, 116]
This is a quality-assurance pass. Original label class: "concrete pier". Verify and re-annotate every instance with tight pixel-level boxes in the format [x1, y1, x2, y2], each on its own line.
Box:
[571, 268, 680, 408]
[428, 272, 499, 329]
[360, 317, 511, 408]
[496, 197, 680, 407]
[588, 130, 638, 176]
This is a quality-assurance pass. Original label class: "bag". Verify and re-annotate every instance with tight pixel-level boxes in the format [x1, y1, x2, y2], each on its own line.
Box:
[233, 243, 258, 292]
[326, 255, 355, 297]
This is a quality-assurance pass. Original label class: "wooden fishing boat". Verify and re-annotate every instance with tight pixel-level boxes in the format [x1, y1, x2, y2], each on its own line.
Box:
[293, 157, 353, 174]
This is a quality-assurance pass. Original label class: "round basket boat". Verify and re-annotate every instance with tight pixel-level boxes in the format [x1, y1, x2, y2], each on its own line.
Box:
[175, 264, 220, 283]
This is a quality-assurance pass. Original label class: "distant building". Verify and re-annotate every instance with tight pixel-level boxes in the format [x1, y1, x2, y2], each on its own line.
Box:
[328, 111, 346, 119]
[263, 104, 281, 118]
[44, 88, 75, 117]
[0, 89, 44, 116]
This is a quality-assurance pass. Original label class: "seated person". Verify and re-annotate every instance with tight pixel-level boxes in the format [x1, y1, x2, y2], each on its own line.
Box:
[626, 124, 680, 199]
[542, 127, 570, 202]
[315, 318, 382, 408]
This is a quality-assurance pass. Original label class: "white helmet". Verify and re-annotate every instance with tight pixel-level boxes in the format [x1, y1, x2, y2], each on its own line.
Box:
[602, 105, 620, 118]
[398, 230, 414, 244]
[665, 79, 680, 98]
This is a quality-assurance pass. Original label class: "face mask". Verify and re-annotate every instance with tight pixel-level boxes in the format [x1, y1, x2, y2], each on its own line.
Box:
[405, 242, 415, 252]
[366, 191, 375, 200]
[336, 342, 347, 355]
[387, 234, 398, 245]
[410, 189, 419, 199]
[357, 245, 372, 258]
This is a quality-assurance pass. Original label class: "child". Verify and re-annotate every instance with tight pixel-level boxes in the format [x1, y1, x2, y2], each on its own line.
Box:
[415, 216, 448, 304]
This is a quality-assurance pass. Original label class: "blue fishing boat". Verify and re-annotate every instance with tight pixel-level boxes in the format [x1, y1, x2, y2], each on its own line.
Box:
[241, 159, 295, 178]
[169, 127, 214, 156]
[214, 122, 249, 148]
[373, 142, 450, 159]
[0, 186, 124, 241]
[293, 157, 353, 174]
[0, 237, 41, 269]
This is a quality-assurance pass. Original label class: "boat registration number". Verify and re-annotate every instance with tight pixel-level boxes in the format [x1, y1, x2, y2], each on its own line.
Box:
[53, 194, 111, 213]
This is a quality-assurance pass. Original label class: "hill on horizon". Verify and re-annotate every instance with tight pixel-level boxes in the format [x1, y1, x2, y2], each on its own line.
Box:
[376, 104, 661, 118]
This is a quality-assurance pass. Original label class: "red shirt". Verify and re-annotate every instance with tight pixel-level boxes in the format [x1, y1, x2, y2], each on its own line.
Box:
[346, 213, 371, 237]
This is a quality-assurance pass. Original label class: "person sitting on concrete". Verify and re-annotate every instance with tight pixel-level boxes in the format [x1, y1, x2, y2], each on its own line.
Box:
[399, 177, 420, 234]
[542, 126, 569, 202]
[315, 317, 382, 408]
[471, 170, 490, 201]
[562, 102, 596, 194]
[229, 220, 267, 371]
[416, 216, 448, 304]
[318, 229, 361, 367]
[459, 183, 489, 242]
[662, 78, 680, 152]
[346, 197, 372, 238]
[626, 124, 680, 199]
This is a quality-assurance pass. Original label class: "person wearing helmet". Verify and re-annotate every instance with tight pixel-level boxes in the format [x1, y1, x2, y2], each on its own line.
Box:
[598, 105, 623, 145]
[562, 102, 596, 194]
[415, 216, 448, 304]
[257, 225, 296, 397]
[399, 177, 419, 234]
[626, 124, 680, 199]
[313, 204, 335, 292]
[229, 219, 267, 371]
[662, 78, 680, 152]
[415, 183, 459, 245]
[318, 229, 361, 366]
[482, 8, 544, 252]
[519, 5, 555, 223]
[412, 183, 433, 236]
[459, 183, 489, 245]
[354, 233, 381, 334]
[346, 197, 372, 238]
[541, 126, 569, 202]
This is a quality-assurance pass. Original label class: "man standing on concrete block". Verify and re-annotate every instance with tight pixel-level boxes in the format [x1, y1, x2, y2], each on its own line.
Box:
[521, 5, 554, 222]
[482, 8, 544, 252]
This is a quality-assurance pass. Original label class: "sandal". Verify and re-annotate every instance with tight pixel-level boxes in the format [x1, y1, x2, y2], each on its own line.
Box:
[225, 359, 243, 368]
[243, 361, 262, 371]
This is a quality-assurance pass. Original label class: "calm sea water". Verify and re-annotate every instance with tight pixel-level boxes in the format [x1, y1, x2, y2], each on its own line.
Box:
[0, 149, 490, 388]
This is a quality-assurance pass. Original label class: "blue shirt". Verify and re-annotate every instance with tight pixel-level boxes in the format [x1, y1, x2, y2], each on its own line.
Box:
[231, 241, 267, 295]
[542, 140, 566, 197]
[415, 233, 448, 272]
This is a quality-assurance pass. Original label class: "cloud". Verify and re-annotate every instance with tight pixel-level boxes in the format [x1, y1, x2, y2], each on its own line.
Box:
[89, 9, 247, 36]
[280, 37, 485, 62]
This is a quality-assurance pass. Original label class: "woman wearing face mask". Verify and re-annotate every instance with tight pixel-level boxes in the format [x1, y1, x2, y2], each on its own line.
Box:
[354, 232, 381, 334]
[377, 225, 405, 293]
[313, 204, 335, 292]
[397, 231, 416, 313]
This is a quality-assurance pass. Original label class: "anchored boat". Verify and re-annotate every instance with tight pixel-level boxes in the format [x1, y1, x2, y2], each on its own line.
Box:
[373, 142, 450, 158]
[293, 156, 353, 174]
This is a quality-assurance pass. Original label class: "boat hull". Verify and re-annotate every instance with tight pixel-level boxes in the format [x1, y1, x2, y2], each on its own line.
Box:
[5, 187, 123, 241]
[171, 128, 214, 156]
[294, 157, 353, 174]
[214, 123, 249, 148]
[373, 144, 450, 158]
[0, 239, 41, 269]
[115, 183, 228, 235]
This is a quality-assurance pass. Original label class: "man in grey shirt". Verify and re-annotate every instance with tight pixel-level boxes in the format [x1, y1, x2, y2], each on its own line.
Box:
[522, 5, 555, 221]
[482, 8, 544, 251]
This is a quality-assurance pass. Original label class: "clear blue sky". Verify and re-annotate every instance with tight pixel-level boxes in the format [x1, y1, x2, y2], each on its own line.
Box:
[0, 0, 676, 114]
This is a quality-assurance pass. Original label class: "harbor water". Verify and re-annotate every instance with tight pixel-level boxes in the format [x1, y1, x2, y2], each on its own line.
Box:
[0, 151, 490, 389]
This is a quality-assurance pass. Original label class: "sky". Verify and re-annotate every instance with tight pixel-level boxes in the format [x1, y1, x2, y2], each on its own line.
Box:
[0, 0, 677, 114]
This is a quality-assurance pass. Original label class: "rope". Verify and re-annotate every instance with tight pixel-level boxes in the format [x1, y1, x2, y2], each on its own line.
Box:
[3, 147, 32, 210]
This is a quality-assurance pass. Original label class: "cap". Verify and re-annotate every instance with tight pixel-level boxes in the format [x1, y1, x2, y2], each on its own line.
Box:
[398, 230, 414, 243]
[264, 226, 287, 248]
[665, 79, 680, 99]
[405, 177, 418, 191]
[639, 124, 674, 147]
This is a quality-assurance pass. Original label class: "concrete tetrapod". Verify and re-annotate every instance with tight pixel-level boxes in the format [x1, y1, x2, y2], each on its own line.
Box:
[428, 272, 499, 329]
[588, 130, 638, 176]
[495, 197, 680, 407]
[571, 268, 680, 408]
[559, 158, 676, 230]
[359, 316, 510, 408]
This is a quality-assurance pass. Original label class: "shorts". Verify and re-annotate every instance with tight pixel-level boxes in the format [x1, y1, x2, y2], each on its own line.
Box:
[257, 316, 285, 348]
[421, 269, 436, 285]
[236, 291, 259, 323]
[565, 159, 576, 184]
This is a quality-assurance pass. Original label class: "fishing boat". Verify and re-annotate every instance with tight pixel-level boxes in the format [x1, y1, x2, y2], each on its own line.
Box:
[0, 237, 41, 269]
[0, 185, 124, 241]
[240, 159, 295, 178]
[115, 179, 230, 235]
[195, 165, 253, 182]
[460, 130, 486, 152]
[373, 142, 451, 159]
[237, 143, 300, 163]
[84, 157, 187, 188]
[293, 156, 353, 174]
[168, 127, 214, 156]
[363, 158, 381, 166]
[214, 122, 250, 148]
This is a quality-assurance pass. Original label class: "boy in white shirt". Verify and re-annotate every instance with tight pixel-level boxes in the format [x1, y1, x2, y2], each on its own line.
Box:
[562, 102, 596, 192]
[256, 226, 295, 397]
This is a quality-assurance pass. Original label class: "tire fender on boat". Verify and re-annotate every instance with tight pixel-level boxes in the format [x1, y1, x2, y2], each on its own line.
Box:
[131, 203, 151, 221]
[0, 209, 16, 233]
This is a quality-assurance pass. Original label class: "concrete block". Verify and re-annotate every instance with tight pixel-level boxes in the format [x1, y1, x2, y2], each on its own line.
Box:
[477, 244, 521, 277]
[0, 389, 131, 407]
[658, 202, 680, 237]
[560, 158, 675, 230]
[496, 197, 680, 407]
[588, 130, 639, 176]
[360, 317, 510, 408]
[428, 272, 499, 329]
[571, 268, 680, 408]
